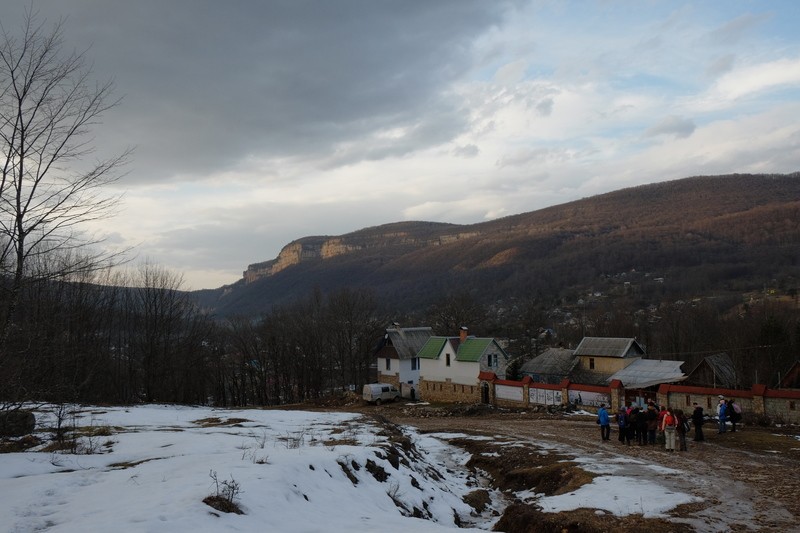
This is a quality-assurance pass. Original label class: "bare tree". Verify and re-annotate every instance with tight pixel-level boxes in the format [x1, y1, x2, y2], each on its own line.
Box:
[0, 9, 129, 345]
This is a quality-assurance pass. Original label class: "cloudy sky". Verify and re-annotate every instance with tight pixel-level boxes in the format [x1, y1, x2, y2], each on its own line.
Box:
[3, 1, 799, 290]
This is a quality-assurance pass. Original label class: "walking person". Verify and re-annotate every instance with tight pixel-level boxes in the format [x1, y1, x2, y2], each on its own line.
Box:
[597, 403, 611, 441]
[691, 402, 705, 442]
[660, 407, 678, 451]
[717, 396, 728, 433]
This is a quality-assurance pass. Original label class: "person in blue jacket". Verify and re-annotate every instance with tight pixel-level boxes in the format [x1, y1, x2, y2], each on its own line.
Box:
[597, 403, 611, 441]
[717, 396, 727, 433]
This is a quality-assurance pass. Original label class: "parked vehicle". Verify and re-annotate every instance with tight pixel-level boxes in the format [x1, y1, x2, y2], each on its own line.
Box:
[362, 383, 401, 405]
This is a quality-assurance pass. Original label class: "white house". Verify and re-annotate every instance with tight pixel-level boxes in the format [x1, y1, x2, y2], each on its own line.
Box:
[418, 327, 510, 386]
[374, 325, 432, 388]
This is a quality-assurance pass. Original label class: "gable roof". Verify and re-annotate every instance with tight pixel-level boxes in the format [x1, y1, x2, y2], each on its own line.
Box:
[779, 360, 800, 389]
[417, 337, 449, 359]
[456, 338, 495, 362]
[520, 347, 577, 376]
[417, 336, 507, 362]
[607, 358, 686, 389]
[574, 337, 645, 358]
[685, 352, 737, 388]
[384, 327, 432, 359]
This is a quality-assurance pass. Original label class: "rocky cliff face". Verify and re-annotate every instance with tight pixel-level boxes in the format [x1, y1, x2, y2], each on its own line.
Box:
[242, 227, 481, 283]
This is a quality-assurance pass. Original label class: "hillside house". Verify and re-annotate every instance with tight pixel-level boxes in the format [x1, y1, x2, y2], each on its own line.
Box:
[569, 337, 646, 385]
[519, 347, 577, 384]
[778, 360, 800, 389]
[374, 325, 432, 389]
[418, 327, 510, 402]
[683, 352, 738, 389]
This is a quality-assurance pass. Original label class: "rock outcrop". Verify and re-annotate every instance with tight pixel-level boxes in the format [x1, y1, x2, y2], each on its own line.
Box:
[242, 224, 481, 283]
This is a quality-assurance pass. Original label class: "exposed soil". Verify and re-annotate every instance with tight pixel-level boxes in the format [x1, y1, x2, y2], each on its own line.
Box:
[349, 401, 800, 532]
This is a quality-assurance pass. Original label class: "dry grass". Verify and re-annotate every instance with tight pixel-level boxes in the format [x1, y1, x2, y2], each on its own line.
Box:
[202, 495, 243, 515]
[192, 417, 252, 427]
[0, 434, 42, 453]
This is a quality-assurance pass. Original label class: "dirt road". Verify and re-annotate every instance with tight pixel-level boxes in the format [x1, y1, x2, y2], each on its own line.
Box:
[374, 404, 800, 532]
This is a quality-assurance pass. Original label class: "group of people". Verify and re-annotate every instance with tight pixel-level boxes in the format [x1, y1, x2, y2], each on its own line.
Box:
[596, 395, 742, 452]
[716, 395, 743, 433]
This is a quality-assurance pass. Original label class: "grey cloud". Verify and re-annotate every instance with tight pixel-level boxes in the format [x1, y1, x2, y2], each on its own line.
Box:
[14, 0, 512, 185]
[453, 144, 480, 158]
[705, 13, 770, 46]
[706, 54, 736, 78]
[535, 97, 554, 116]
[645, 116, 696, 139]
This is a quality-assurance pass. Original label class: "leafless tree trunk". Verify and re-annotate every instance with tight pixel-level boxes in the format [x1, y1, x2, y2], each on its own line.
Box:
[0, 10, 130, 349]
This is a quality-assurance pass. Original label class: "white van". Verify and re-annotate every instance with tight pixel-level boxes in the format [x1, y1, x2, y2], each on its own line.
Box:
[362, 383, 401, 405]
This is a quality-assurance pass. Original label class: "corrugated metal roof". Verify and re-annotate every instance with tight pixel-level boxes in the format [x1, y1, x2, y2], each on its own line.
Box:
[417, 337, 448, 359]
[574, 337, 643, 358]
[520, 347, 577, 375]
[703, 352, 737, 387]
[607, 358, 685, 389]
[386, 327, 432, 359]
[456, 338, 493, 362]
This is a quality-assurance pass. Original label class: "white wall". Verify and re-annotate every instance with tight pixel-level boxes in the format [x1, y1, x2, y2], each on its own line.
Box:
[420, 344, 478, 385]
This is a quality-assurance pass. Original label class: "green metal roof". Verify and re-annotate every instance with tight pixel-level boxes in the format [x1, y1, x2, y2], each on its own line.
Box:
[456, 338, 493, 362]
[417, 337, 448, 359]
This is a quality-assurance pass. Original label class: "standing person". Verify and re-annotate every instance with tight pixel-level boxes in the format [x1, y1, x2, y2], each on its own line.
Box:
[675, 409, 689, 451]
[727, 399, 742, 432]
[717, 396, 728, 433]
[660, 407, 678, 452]
[691, 402, 705, 442]
[645, 403, 658, 445]
[636, 406, 649, 446]
[628, 407, 640, 445]
[597, 404, 611, 441]
[616, 406, 628, 444]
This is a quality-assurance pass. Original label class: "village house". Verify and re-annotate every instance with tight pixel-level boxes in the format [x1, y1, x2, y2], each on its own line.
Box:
[683, 352, 738, 389]
[373, 325, 432, 395]
[569, 336, 646, 385]
[417, 327, 509, 402]
[519, 346, 577, 384]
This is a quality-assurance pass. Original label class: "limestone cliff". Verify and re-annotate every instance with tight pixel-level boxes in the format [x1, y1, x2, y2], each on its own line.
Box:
[242, 223, 481, 283]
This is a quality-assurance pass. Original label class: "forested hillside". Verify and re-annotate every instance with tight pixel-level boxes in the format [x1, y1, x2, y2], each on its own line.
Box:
[197, 173, 800, 317]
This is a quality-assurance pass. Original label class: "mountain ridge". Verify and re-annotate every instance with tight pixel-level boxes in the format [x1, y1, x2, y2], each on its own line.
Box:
[194, 172, 800, 316]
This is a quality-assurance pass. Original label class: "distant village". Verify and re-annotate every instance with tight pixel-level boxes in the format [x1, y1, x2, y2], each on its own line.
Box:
[373, 326, 800, 425]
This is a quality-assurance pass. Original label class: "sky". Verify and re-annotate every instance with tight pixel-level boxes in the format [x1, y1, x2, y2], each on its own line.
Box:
[2, 1, 799, 289]
[0, 404, 705, 532]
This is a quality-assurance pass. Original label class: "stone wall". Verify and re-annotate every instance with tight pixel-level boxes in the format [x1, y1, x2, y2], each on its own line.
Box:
[419, 378, 481, 403]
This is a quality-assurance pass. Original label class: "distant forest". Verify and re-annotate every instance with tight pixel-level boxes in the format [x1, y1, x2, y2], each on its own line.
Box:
[2, 174, 799, 409]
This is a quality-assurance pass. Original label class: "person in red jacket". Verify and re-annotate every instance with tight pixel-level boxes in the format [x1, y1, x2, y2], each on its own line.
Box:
[660, 407, 678, 452]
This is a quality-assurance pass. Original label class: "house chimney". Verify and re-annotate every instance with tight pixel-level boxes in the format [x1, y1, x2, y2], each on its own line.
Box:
[459, 326, 468, 343]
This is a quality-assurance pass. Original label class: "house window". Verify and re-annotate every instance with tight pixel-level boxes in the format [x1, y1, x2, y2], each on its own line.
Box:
[446, 353, 451, 366]
[589, 358, 595, 370]
[385, 358, 391, 371]
[790, 401, 796, 410]
[411, 358, 418, 371]
[488, 354, 496, 367]
[686, 395, 691, 406]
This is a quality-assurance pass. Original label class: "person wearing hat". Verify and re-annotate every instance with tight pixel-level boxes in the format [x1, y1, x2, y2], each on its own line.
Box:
[691, 402, 705, 441]
[717, 397, 728, 433]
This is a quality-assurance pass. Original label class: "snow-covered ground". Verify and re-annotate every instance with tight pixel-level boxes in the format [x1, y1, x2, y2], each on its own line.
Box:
[0, 405, 699, 532]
